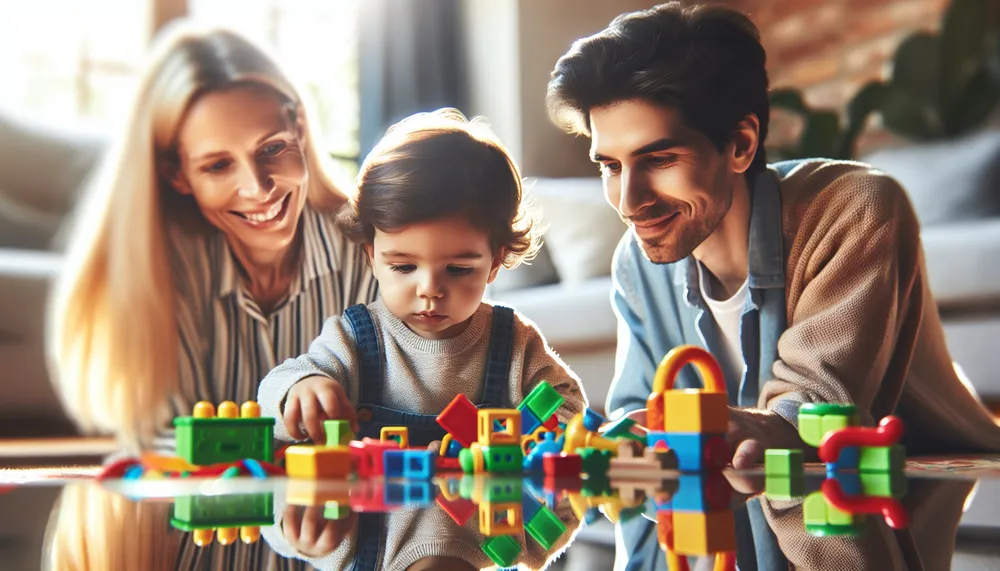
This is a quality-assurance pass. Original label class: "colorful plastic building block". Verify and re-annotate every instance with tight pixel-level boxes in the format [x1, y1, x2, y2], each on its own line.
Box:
[600, 416, 643, 442]
[523, 432, 564, 471]
[672, 510, 736, 555]
[380, 426, 410, 449]
[860, 471, 907, 498]
[563, 413, 619, 455]
[764, 473, 805, 500]
[579, 447, 612, 475]
[543, 452, 583, 478]
[818, 416, 904, 467]
[437, 495, 477, 525]
[645, 345, 726, 432]
[482, 535, 520, 567]
[483, 444, 524, 472]
[662, 390, 728, 434]
[661, 472, 732, 513]
[437, 394, 479, 447]
[478, 409, 522, 446]
[349, 438, 399, 477]
[803, 489, 862, 537]
[765, 449, 804, 477]
[822, 477, 908, 529]
[648, 431, 727, 472]
[285, 445, 352, 479]
[174, 400, 275, 465]
[520, 406, 542, 435]
[582, 409, 607, 431]
[858, 445, 905, 473]
[170, 492, 273, 546]
[385, 481, 435, 507]
[383, 449, 436, 479]
[521, 381, 564, 423]
[323, 502, 350, 520]
[525, 505, 566, 550]
[325, 420, 354, 447]
[798, 403, 859, 447]
[479, 501, 524, 536]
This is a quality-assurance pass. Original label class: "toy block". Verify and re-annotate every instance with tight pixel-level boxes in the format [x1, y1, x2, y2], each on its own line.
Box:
[859, 445, 905, 473]
[437, 394, 479, 447]
[582, 408, 607, 431]
[349, 438, 398, 477]
[563, 413, 619, 454]
[380, 426, 409, 449]
[860, 471, 907, 498]
[479, 501, 524, 536]
[543, 452, 583, 478]
[803, 490, 858, 529]
[662, 390, 728, 433]
[669, 472, 732, 512]
[404, 450, 436, 479]
[459, 444, 484, 474]
[522, 488, 543, 523]
[764, 473, 804, 499]
[800, 403, 858, 417]
[437, 495, 477, 525]
[522, 381, 564, 422]
[285, 479, 351, 507]
[659, 432, 728, 472]
[799, 403, 858, 447]
[798, 414, 825, 448]
[543, 414, 560, 432]
[477, 409, 522, 446]
[482, 535, 520, 568]
[523, 432, 564, 472]
[324, 420, 353, 447]
[601, 416, 643, 442]
[521, 406, 542, 435]
[385, 481, 434, 507]
[672, 510, 736, 555]
[831, 471, 863, 495]
[578, 447, 612, 476]
[607, 441, 678, 479]
[526, 506, 566, 550]
[483, 477, 523, 503]
[384, 450, 406, 478]
[170, 493, 274, 531]
[444, 437, 463, 458]
[821, 414, 851, 438]
[482, 444, 524, 473]
[765, 449, 804, 477]
[286, 445, 352, 479]
[581, 475, 612, 497]
[827, 446, 860, 473]
[323, 503, 350, 520]
[174, 400, 275, 465]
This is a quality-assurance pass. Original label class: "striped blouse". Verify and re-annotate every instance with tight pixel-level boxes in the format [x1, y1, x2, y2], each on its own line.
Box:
[157, 205, 378, 450]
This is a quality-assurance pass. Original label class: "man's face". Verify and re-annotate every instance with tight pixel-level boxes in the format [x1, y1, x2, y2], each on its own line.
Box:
[590, 99, 737, 264]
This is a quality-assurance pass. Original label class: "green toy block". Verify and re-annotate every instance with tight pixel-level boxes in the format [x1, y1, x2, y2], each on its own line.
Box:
[579, 447, 612, 476]
[860, 471, 908, 498]
[483, 477, 523, 503]
[820, 414, 851, 438]
[827, 503, 855, 526]
[324, 419, 354, 447]
[765, 449, 803, 477]
[764, 474, 804, 499]
[521, 381, 563, 423]
[601, 417, 643, 442]
[483, 445, 524, 473]
[324, 502, 350, 520]
[805, 522, 864, 537]
[581, 476, 612, 497]
[859, 445, 905, 473]
[526, 506, 566, 550]
[799, 403, 857, 417]
[802, 491, 829, 526]
[170, 493, 273, 531]
[174, 416, 274, 465]
[798, 414, 824, 447]
[482, 535, 520, 567]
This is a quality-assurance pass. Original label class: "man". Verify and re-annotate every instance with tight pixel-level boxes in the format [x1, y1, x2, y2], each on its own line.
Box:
[547, 3, 1000, 569]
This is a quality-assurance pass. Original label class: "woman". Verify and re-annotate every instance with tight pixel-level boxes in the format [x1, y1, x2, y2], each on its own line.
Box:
[47, 21, 377, 450]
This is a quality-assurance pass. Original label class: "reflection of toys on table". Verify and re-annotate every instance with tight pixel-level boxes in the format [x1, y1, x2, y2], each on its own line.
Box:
[169, 492, 274, 546]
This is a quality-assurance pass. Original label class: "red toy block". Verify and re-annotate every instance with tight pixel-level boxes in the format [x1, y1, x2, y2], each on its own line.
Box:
[437, 394, 479, 447]
[436, 496, 477, 525]
[543, 414, 559, 431]
[350, 438, 398, 477]
[436, 456, 462, 471]
[543, 452, 583, 478]
[543, 476, 583, 494]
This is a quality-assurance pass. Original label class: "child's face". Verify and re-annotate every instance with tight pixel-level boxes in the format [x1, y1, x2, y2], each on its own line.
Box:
[367, 216, 501, 339]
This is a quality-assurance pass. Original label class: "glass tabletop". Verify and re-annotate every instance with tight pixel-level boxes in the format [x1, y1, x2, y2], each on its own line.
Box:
[4, 456, 1000, 571]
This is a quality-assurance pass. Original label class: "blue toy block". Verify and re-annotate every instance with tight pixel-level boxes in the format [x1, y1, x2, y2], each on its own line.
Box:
[385, 481, 435, 507]
[671, 474, 725, 512]
[646, 431, 670, 450]
[445, 439, 463, 458]
[582, 408, 607, 431]
[384, 450, 406, 478]
[523, 432, 563, 472]
[522, 487, 542, 523]
[386, 481, 406, 504]
[404, 450, 436, 479]
[826, 446, 860, 474]
[521, 406, 542, 435]
[662, 432, 728, 472]
[831, 472, 863, 496]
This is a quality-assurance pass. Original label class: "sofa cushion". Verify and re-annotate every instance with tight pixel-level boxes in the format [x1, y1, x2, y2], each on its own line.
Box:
[921, 219, 1000, 308]
[489, 241, 560, 294]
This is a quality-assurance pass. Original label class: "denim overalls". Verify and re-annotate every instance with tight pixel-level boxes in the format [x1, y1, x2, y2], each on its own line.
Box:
[343, 302, 515, 571]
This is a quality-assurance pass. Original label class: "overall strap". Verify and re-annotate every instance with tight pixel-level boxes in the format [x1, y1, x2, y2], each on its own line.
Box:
[349, 512, 385, 571]
[480, 305, 515, 406]
[344, 304, 383, 406]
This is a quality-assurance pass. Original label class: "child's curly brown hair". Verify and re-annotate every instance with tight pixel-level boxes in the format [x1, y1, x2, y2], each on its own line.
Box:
[337, 108, 541, 269]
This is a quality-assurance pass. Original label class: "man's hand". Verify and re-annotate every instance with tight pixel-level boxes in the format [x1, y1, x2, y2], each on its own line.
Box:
[281, 505, 357, 558]
[726, 407, 803, 470]
[283, 375, 358, 442]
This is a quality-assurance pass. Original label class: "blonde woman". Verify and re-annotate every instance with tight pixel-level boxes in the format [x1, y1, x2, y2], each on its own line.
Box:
[47, 21, 377, 451]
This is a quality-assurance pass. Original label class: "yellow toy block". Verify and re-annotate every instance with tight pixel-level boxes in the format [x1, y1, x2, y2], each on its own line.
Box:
[217, 527, 238, 545]
[285, 445, 352, 479]
[662, 390, 728, 433]
[286, 479, 352, 506]
[479, 501, 524, 536]
[477, 409, 522, 446]
[380, 426, 409, 448]
[672, 510, 736, 555]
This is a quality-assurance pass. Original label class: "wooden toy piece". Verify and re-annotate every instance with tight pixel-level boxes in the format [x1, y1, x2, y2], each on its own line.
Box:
[662, 390, 728, 434]
[672, 510, 737, 555]
[562, 413, 619, 455]
[325, 420, 354, 447]
[646, 345, 725, 433]
[380, 426, 409, 449]
[543, 452, 583, 478]
[437, 394, 479, 447]
[477, 409, 522, 447]
[285, 445, 352, 479]
[765, 449, 804, 477]
[608, 440, 678, 479]
[479, 501, 524, 536]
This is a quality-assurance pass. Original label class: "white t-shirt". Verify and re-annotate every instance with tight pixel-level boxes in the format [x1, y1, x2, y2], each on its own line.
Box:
[697, 261, 749, 383]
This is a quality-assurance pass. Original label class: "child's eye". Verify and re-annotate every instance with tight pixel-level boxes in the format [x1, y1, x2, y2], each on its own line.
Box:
[388, 264, 416, 274]
[447, 266, 474, 276]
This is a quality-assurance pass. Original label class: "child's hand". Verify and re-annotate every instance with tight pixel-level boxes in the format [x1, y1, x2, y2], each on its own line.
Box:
[281, 504, 357, 558]
[426, 440, 442, 455]
[283, 375, 358, 442]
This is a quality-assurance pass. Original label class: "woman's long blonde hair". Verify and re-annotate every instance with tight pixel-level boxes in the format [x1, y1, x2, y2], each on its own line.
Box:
[47, 21, 346, 449]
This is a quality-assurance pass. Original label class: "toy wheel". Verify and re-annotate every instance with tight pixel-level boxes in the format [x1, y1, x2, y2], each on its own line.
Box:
[703, 435, 728, 471]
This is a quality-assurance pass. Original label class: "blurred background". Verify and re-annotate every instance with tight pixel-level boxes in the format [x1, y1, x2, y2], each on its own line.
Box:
[0, 0, 999, 566]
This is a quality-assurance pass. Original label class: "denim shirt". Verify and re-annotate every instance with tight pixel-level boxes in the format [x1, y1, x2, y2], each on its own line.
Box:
[607, 161, 802, 426]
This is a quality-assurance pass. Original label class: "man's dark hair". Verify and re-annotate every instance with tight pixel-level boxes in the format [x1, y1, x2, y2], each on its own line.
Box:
[546, 2, 770, 176]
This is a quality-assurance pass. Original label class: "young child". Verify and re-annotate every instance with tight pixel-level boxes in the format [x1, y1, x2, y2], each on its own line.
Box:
[258, 108, 587, 446]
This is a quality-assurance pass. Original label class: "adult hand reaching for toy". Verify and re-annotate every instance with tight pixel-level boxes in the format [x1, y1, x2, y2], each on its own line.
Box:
[622, 406, 804, 470]
[283, 375, 359, 443]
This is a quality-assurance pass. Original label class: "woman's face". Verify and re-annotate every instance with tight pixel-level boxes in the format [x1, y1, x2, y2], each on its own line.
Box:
[172, 85, 309, 261]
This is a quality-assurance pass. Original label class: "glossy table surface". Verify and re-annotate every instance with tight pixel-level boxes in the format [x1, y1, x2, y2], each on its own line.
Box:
[3, 451, 1000, 571]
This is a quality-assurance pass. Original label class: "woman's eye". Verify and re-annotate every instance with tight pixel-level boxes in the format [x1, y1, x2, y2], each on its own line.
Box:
[204, 159, 231, 173]
[388, 264, 416, 274]
[447, 266, 474, 276]
[260, 141, 287, 157]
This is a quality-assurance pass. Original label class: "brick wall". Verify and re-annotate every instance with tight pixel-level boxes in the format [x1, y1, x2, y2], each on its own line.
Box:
[731, 0, 952, 153]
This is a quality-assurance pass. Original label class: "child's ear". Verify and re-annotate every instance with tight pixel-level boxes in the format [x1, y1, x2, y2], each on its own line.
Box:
[363, 243, 376, 274]
[487, 252, 504, 284]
